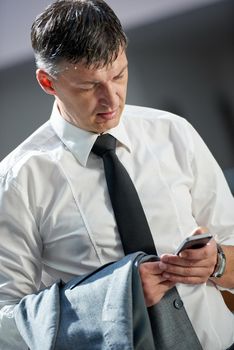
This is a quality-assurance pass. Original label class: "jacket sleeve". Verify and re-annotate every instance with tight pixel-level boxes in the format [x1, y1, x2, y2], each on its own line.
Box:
[14, 282, 61, 350]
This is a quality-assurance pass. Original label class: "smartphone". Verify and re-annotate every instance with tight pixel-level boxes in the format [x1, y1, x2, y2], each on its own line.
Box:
[175, 233, 213, 255]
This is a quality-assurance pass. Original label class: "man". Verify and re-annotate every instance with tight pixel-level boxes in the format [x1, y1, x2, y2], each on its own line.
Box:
[0, 0, 234, 349]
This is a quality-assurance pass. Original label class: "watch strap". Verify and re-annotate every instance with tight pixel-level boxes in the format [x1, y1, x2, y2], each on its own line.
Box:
[211, 244, 226, 278]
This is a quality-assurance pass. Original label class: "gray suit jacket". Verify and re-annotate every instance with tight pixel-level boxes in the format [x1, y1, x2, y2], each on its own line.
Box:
[14, 252, 202, 350]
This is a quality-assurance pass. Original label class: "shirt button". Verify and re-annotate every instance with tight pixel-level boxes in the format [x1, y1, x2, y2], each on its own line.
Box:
[173, 299, 184, 309]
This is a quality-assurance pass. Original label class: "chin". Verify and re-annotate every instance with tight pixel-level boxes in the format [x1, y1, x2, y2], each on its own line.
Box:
[95, 118, 120, 133]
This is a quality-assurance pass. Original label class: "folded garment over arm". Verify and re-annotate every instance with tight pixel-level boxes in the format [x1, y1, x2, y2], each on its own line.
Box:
[14, 252, 201, 350]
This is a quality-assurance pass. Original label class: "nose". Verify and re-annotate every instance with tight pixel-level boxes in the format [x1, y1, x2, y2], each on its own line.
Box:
[98, 83, 118, 109]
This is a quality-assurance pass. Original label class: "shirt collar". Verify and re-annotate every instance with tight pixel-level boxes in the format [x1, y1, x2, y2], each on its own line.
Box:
[50, 102, 132, 166]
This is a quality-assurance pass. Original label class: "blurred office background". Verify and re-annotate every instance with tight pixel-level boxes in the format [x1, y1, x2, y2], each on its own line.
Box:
[0, 0, 234, 189]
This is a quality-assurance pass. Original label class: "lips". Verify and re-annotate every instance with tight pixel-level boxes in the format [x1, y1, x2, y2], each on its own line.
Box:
[96, 109, 118, 121]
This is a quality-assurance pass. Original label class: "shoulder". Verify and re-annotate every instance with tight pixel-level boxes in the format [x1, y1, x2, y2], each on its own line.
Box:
[122, 104, 192, 137]
[0, 121, 61, 185]
[122, 104, 188, 125]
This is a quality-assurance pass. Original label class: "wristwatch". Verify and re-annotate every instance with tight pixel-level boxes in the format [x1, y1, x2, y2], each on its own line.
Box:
[211, 244, 226, 278]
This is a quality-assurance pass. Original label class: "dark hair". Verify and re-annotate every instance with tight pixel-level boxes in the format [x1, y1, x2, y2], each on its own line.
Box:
[31, 0, 128, 76]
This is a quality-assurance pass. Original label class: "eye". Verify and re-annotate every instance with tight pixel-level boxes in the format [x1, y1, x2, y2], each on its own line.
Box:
[114, 73, 125, 81]
[79, 83, 97, 91]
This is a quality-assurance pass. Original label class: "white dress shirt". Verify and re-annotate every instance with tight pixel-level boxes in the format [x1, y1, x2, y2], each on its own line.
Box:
[0, 103, 234, 349]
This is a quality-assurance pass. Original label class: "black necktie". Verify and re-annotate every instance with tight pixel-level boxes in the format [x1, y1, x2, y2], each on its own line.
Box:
[92, 133, 156, 255]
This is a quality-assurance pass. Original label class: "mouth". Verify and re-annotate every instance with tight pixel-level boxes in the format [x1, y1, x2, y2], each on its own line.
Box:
[96, 109, 118, 122]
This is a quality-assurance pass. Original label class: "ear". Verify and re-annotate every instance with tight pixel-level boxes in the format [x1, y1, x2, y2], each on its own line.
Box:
[36, 69, 56, 95]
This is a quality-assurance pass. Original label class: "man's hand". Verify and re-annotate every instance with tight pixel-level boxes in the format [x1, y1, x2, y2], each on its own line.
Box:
[159, 228, 217, 285]
[139, 260, 176, 307]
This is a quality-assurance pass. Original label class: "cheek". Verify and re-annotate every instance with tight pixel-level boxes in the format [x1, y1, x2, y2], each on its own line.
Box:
[69, 94, 94, 112]
[120, 87, 127, 102]
[74, 97, 100, 122]
[120, 80, 128, 97]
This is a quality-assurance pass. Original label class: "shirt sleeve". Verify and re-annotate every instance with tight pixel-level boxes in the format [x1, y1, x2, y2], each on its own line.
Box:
[175, 119, 234, 297]
[0, 176, 43, 348]
[185, 120, 234, 245]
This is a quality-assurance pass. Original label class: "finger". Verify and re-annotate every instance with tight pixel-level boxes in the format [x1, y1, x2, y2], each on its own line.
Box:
[139, 265, 169, 284]
[179, 239, 217, 260]
[165, 265, 214, 278]
[160, 254, 215, 277]
[160, 256, 210, 269]
[161, 239, 217, 263]
[139, 261, 165, 276]
[191, 226, 208, 235]
[161, 272, 210, 285]
[143, 280, 176, 307]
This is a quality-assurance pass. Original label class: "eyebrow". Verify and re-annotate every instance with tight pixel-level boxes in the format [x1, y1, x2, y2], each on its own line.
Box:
[79, 63, 128, 85]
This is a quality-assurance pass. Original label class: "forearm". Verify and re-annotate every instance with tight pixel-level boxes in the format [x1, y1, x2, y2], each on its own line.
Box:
[210, 245, 234, 289]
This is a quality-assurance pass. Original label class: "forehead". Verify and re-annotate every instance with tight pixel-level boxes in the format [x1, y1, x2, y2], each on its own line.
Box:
[58, 50, 128, 83]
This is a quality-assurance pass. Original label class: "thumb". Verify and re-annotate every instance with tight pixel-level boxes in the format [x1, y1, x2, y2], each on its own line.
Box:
[191, 226, 208, 236]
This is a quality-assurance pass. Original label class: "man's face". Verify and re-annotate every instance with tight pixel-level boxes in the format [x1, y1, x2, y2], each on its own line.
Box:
[50, 50, 128, 134]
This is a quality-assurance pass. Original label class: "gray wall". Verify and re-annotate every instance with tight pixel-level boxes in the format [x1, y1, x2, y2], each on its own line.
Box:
[1, 0, 234, 174]
[127, 0, 234, 170]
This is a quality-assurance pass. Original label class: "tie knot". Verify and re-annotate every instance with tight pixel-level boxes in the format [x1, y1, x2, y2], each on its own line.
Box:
[92, 134, 116, 157]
